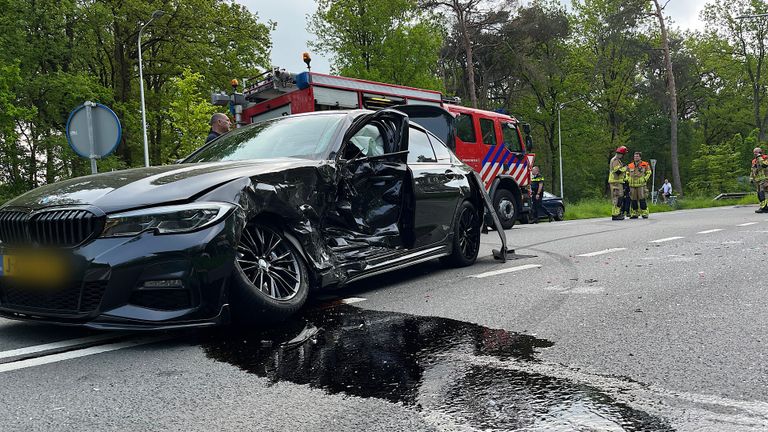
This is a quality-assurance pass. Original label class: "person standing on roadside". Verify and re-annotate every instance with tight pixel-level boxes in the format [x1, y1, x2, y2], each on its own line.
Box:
[206, 112, 232, 143]
[751, 147, 768, 213]
[608, 146, 628, 220]
[627, 151, 652, 219]
[530, 166, 553, 223]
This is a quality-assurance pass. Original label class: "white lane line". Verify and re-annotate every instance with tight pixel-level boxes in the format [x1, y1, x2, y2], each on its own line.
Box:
[0, 334, 125, 362]
[576, 248, 626, 257]
[469, 264, 541, 279]
[697, 229, 723, 234]
[0, 337, 165, 373]
[649, 236, 684, 243]
[737, 222, 759, 227]
[340, 297, 366, 305]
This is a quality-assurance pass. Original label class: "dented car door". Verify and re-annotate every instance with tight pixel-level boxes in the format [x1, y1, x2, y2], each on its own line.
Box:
[328, 110, 414, 257]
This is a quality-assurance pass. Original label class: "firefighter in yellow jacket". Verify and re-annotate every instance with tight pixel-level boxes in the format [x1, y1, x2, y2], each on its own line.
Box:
[751, 147, 768, 213]
[608, 146, 628, 220]
[627, 152, 652, 219]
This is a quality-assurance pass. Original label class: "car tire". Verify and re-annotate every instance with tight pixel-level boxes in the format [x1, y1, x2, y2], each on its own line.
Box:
[492, 189, 517, 229]
[554, 205, 565, 221]
[441, 201, 482, 268]
[231, 222, 310, 324]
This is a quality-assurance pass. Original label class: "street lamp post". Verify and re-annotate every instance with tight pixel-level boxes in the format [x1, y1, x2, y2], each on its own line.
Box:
[556, 97, 583, 200]
[138, 10, 164, 168]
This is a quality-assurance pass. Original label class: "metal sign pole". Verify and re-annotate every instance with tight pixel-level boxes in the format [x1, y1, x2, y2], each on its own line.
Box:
[85, 101, 98, 174]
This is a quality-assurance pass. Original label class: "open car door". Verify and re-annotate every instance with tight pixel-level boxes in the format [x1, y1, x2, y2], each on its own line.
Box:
[392, 105, 517, 261]
[330, 109, 414, 256]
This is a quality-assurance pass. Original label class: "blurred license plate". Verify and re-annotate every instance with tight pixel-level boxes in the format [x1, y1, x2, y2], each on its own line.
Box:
[0, 253, 68, 285]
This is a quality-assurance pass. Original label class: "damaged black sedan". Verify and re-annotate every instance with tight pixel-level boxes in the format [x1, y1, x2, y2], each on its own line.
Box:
[0, 108, 497, 329]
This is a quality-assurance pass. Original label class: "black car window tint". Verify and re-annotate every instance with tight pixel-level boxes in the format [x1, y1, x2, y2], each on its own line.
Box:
[456, 114, 476, 143]
[430, 133, 452, 162]
[185, 115, 343, 162]
[480, 118, 496, 146]
[502, 122, 522, 152]
[407, 128, 437, 163]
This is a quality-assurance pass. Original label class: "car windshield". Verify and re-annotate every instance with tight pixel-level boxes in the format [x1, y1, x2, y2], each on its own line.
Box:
[184, 114, 344, 162]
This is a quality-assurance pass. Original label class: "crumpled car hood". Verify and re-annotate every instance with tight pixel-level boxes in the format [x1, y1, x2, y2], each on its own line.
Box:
[2, 159, 324, 213]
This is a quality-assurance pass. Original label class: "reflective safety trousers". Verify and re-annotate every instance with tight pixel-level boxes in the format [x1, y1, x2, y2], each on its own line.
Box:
[627, 161, 651, 188]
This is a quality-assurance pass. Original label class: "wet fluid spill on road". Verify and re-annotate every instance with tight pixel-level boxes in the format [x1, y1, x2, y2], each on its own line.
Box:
[202, 305, 672, 431]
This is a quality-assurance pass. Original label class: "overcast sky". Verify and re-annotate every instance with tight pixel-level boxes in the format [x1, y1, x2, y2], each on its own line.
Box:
[240, 0, 707, 75]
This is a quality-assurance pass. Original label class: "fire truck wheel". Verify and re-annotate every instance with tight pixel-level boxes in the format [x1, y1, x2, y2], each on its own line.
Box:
[493, 189, 517, 229]
[441, 201, 481, 267]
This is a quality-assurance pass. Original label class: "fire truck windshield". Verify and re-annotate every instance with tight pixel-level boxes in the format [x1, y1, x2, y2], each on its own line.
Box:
[185, 114, 344, 162]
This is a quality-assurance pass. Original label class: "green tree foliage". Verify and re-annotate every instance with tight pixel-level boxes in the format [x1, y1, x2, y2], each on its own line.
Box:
[165, 68, 216, 163]
[309, 0, 444, 90]
[0, 0, 272, 198]
[688, 131, 754, 195]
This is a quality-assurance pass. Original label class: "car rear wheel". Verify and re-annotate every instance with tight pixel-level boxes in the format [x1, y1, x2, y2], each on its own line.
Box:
[493, 189, 517, 229]
[442, 201, 481, 267]
[231, 222, 309, 324]
[554, 205, 565, 221]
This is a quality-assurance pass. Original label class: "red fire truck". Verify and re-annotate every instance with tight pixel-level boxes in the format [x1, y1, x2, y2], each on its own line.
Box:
[238, 69, 535, 228]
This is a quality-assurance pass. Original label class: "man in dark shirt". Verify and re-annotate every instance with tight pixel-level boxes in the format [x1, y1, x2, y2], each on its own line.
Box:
[530, 166, 553, 223]
[206, 113, 232, 143]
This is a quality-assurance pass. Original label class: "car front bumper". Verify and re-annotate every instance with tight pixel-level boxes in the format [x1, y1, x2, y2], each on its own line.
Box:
[0, 213, 238, 330]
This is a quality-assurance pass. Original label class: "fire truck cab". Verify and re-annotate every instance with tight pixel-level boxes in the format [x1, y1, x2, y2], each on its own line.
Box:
[239, 69, 534, 228]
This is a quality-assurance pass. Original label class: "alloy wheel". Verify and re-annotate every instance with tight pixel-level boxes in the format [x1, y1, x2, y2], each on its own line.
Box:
[457, 207, 480, 259]
[236, 225, 301, 301]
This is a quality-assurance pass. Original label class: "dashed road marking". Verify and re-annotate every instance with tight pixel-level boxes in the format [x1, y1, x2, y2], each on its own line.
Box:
[697, 229, 723, 234]
[0, 337, 166, 374]
[737, 222, 758, 227]
[340, 297, 366, 305]
[650, 236, 684, 243]
[469, 264, 541, 278]
[576, 248, 626, 257]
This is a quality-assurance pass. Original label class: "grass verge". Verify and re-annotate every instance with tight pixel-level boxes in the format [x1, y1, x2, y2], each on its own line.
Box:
[563, 194, 759, 221]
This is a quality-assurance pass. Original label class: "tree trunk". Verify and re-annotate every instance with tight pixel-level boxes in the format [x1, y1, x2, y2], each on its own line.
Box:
[653, 0, 682, 196]
[457, 9, 478, 108]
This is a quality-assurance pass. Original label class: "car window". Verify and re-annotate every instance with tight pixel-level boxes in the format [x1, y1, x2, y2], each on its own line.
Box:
[430, 134, 452, 162]
[502, 122, 522, 152]
[408, 128, 437, 163]
[455, 114, 476, 143]
[480, 118, 497, 146]
[184, 114, 343, 162]
[348, 124, 385, 158]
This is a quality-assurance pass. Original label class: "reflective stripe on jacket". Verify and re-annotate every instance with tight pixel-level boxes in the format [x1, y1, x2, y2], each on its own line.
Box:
[627, 161, 651, 187]
[751, 155, 768, 182]
[608, 156, 626, 184]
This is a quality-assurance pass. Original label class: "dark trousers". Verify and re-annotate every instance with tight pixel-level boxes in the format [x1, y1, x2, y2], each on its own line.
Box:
[533, 195, 552, 219]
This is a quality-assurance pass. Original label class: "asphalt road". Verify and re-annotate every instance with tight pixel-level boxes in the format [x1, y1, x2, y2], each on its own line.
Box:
[1, 205, 768, 431]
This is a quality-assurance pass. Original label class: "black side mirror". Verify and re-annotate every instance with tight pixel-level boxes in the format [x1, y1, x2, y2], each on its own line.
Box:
[522, 123, 531, 135]
[525, 136, 533, 152]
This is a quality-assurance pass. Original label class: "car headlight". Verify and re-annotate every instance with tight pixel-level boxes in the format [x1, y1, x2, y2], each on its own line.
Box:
[101, 202, 235, 237]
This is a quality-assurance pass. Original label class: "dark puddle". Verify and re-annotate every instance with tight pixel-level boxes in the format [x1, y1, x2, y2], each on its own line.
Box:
[202, 305, 672, 431]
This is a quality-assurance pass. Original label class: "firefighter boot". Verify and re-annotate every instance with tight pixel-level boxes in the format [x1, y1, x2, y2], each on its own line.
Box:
[612, 197, 624, 220]
[640, 199, 649, 219]
[757, 191, 768, 213]
[630, 200, 639, 219]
